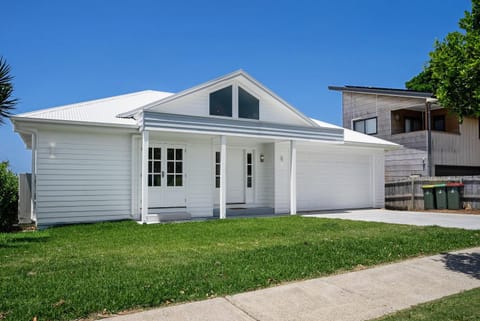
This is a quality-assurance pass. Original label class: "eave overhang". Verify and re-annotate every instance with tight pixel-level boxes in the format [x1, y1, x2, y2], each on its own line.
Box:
[143, 111, 344, 142]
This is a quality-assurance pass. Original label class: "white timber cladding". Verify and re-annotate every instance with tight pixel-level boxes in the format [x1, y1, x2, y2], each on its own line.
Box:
[35, 127, 133, 226]
[274, 142, 291, 213]
[146, 132, 214, 217]
[256, 143, 274, 207]
[147, 78, 310, 127]
[212, 141, 275, 208]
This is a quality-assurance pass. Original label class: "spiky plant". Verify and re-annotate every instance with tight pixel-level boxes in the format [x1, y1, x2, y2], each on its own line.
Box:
[0, 57, 18, 125]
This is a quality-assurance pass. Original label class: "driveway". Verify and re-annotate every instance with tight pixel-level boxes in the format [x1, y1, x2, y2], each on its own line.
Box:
[303, 209, 480, 230]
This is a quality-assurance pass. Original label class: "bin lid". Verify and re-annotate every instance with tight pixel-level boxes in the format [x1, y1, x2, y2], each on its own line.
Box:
[433, 183, 446, 187]
[422, 185, 435, 189]
[446, 182, 464, 187]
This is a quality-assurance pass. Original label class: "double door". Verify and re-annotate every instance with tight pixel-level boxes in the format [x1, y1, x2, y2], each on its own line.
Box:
[148, 144, 186, 208]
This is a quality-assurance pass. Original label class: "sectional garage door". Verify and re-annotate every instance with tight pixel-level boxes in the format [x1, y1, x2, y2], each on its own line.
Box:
[297, 150, 373, 211]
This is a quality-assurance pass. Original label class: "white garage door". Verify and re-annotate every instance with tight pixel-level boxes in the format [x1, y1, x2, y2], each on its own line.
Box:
[297, 150, 373, 211]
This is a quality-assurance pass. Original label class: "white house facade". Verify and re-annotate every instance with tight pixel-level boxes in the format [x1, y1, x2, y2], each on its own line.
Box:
[12, 71, 398, 228]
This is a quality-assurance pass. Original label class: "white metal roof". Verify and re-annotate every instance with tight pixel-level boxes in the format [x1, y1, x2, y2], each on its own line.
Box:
[13, 90, 173, 127]
[311, 119, 399, 149]
[12, 86, 398, 149]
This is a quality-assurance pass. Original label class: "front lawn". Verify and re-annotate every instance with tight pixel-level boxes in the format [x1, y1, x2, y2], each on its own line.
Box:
[375, 287, 480, 321]
[1, 216, 479, 320]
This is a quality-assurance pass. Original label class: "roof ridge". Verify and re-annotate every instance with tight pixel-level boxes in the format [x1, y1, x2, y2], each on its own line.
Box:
[16, 90, 168, 117]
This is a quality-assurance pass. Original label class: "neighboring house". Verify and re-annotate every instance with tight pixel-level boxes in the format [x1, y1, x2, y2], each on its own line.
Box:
[329, 86, 480, 181]
[12, 71, 397, 228]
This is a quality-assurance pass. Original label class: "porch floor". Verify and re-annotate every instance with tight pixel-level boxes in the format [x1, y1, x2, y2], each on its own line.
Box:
[140, 207, 280, 224]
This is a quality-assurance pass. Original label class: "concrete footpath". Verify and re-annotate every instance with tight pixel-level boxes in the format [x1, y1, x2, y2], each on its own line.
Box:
[104, 247, 480, 321]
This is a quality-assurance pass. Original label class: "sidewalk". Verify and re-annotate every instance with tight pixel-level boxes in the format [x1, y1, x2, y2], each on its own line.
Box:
[104, 247, 480, 321]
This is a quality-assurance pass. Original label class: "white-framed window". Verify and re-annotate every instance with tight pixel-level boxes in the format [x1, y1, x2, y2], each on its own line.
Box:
[246, 152, 253, 188]
[148, 147, 162, 187]
[215, 151, 220, 188]
[353, 117, 377, 135]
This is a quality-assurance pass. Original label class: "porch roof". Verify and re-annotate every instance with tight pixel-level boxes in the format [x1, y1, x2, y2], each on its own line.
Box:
[143, 111, 344, 142]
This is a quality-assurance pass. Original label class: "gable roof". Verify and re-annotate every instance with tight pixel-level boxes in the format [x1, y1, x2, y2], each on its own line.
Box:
[328, 85, 434, 99]
[12, 90, 173, 127]
[118, 70, 320, 127]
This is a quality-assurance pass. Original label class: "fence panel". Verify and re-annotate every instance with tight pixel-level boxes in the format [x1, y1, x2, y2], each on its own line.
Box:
[385, 176, 480, 210]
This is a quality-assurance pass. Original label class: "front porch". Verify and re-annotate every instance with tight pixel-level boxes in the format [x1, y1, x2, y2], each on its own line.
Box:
[135, 130, 298, 223]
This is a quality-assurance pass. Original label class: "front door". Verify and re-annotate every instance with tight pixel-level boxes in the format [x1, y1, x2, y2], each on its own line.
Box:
[148, 144, 186, 208]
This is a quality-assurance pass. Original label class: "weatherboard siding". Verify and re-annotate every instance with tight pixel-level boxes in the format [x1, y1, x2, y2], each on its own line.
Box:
[185, 141, 214, 217]
[431, 118, 480, 169]
[35, 128, 132, 226]
[255, 143, 275, 207]
[273, 142, 291, 214]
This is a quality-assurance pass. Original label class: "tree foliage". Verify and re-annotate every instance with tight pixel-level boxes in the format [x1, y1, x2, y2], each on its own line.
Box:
[0, 161, 18, 231]
[0, 56, 18, 125]
[406, 0, 480, 119]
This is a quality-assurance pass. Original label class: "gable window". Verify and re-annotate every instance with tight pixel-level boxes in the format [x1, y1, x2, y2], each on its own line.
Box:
[353, 117, 377, 135]
[210, 86, 232, 117]
[433, 115, 445, 131]
[238, 87, 259, 120]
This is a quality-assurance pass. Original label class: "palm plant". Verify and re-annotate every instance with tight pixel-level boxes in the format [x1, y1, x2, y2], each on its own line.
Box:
[0, 57, 18, 125]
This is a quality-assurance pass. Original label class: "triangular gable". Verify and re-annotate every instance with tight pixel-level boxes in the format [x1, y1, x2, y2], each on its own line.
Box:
[119, 70, 319, 128]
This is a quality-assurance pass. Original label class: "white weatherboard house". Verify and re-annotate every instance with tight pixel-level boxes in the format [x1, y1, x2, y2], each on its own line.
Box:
[12, 71, 398, 228]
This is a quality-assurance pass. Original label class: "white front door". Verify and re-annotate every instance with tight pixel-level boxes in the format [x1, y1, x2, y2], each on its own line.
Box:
[227, 148, 245, 203]
[148, 144, 186, 208]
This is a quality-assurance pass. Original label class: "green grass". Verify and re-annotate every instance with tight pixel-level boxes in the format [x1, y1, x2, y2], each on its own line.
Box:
[0, 216, 479, 321]
[375, 287, 480, 321]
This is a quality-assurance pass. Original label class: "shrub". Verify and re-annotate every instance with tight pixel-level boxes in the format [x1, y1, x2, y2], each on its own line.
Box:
[0, 161, 18, 231]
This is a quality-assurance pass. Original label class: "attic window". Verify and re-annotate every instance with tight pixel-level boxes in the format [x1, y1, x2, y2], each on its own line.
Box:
[238, 87, 259, 120]
[210, 86, 232, 117]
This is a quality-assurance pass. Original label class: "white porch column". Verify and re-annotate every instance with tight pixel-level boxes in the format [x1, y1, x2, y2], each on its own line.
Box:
[141, 130, 149, 223]
[289, 140, 297, 215]
[219, 135, 227, 219]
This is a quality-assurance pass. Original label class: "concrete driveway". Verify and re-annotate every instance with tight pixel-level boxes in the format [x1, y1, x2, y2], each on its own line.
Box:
[303, 209, 480, 230]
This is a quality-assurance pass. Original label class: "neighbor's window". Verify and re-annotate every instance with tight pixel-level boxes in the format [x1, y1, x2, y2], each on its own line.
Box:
[405, 117, 422, 133]
[433, 115, 445, 131]
[215, 151, 220, 188]
[210, 86, 232, 117]
[246, 152, 253, 188]
[353, 117, 377, 135]
[238, 87, 259, 120]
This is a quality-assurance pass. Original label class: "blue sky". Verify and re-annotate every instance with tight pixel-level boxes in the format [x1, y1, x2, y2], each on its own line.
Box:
[0, 0, 471, 173]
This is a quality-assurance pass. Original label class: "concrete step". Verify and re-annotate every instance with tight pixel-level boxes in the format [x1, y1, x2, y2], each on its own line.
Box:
[146, 212, 191, 223]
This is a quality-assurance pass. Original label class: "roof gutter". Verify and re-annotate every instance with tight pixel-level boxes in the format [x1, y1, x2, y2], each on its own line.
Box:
[10, 116, 139, 130]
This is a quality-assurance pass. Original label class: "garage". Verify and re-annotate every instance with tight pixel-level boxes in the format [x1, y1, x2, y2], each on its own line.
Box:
[296, 148, 374, 211]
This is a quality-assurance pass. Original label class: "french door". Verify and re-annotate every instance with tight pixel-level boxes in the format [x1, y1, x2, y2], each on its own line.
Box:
[148, 144, 186, 208]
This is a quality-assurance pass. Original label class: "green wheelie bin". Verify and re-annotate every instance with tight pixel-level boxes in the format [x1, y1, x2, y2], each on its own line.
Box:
[446, 182, 464, 210]
[434, 183, 447, 210]
[422, 185, 436, 210]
